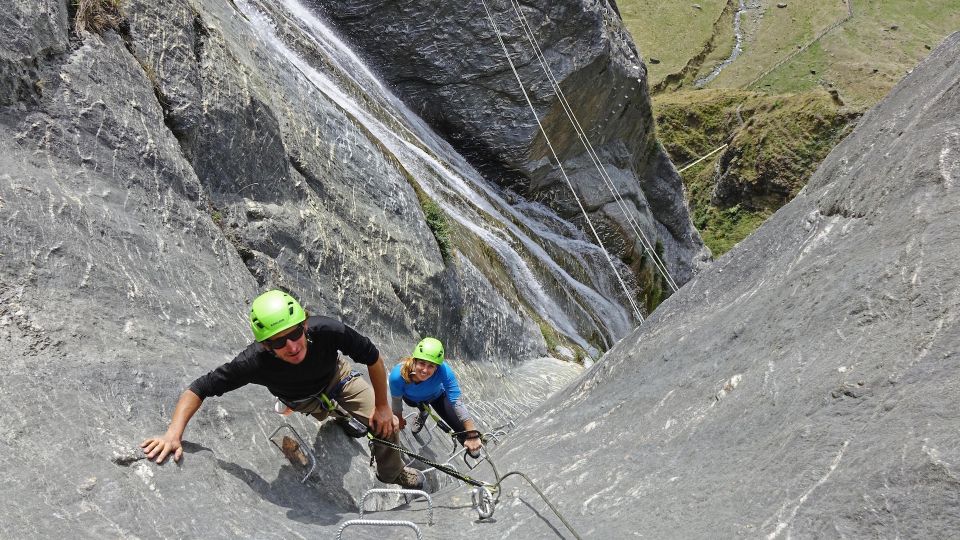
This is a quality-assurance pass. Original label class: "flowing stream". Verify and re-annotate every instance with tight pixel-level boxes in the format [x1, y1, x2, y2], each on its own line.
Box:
[696, 0, 747, 87]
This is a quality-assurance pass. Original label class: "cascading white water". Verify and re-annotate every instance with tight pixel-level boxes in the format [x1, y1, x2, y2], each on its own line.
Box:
[224, 0, 652, 449]
[235, 0, 639, 355]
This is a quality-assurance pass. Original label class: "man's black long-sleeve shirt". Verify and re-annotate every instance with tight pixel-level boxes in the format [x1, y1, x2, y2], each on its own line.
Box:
[188, 316, 379, 401]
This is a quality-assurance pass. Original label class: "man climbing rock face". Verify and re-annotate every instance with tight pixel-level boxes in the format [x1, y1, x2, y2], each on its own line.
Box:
[140, 289, 423, 490]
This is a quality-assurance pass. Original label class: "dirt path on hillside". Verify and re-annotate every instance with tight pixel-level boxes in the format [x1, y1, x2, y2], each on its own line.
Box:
[746, 0, 854, 88]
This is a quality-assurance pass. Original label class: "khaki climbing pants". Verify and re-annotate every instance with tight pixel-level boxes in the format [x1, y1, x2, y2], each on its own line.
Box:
[288, 359, 405, 483]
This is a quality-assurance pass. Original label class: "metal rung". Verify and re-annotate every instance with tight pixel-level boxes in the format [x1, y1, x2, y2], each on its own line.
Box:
[337, 519, 422, 540]
[359, 488, 433, 525]
[407, 410, 434, 448]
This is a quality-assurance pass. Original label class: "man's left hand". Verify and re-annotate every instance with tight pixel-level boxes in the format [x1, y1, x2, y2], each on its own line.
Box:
[370, 404, 396, 438]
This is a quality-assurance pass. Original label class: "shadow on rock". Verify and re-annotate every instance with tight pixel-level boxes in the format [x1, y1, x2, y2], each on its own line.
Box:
[178, 437, 353, 525]
[214, 456, 350, 526]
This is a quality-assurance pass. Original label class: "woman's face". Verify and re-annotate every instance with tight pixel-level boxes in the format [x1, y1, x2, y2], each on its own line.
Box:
[411, 359, 438, 382]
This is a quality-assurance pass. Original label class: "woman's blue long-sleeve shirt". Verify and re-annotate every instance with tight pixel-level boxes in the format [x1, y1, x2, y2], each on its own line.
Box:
[388, 362, 461, 404]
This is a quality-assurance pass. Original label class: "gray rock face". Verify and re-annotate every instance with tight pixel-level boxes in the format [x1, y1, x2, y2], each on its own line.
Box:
[6, 0, 954, 538]
[0, 0, 633, 537]
[310, 0, 709, 285]
[0, 0, 71, 106]
[416, 32, 960, 538]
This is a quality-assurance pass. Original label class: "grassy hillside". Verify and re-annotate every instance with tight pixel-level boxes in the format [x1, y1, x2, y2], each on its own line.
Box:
[619, 0, 728, 85]
[654, 89, 857, 254]
[617, 0, 960, 256]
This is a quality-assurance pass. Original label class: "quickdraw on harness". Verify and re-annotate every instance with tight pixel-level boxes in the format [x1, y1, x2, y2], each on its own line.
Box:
[317, 370, 370, 438]
[279, 370, 370, 438]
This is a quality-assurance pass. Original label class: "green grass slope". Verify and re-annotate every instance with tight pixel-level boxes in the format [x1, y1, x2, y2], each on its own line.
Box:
[617, 0, 959, 256]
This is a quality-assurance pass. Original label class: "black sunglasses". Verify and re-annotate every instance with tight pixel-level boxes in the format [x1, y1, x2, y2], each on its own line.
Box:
[264, 324, 306, 350]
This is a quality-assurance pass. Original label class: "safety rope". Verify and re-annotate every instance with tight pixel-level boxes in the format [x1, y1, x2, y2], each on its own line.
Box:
[678, 144, 728, 174]
[368, 435, 491, 488]
[491, 471, 583, 540]
[368, 433, 583, 539]
[503, 0, 680, 293]
[478, 0, 646, 323]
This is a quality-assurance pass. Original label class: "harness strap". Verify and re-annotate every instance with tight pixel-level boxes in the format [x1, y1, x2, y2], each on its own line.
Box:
[282, 369, 363, 411]
[330, 370, 363, 399]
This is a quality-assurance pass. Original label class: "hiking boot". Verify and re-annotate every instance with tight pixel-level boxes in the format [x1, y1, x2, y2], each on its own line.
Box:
[411, 409, 429, 434]
[280, 436, 309, 467]
[393, 466, 424, 490]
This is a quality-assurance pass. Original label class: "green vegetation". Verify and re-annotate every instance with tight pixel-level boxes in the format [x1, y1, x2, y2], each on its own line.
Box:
[623, 0, 960, 104]
[420, 197, 452, 262]
[636, 240, 668, 313]
[382, 147, 454, 264]
[707, 0, 846, 90]
[615, 0, 958, 255]
[536, 317, 589, 363]
[655, 88, 856, 256]
[619, 0, 728, 86]
[755, 0, 960, 107]
[73, 0, 124, 35]
[537, 319, 562, 352]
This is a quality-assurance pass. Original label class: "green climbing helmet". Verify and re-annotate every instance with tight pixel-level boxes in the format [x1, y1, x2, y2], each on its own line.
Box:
[412, 337, 444, 365]
[249, 290, 307, 342]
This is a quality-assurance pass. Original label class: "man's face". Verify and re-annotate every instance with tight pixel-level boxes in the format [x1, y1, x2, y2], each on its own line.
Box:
[265, 324, 308, 364]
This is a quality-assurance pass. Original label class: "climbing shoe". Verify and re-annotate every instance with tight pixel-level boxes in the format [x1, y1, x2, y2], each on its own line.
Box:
[411, 409, 429, 434]
[393, 467, 425, 490]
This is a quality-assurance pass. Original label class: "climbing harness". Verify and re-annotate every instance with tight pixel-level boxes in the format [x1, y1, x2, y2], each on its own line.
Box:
[268, 370, 371, 479]
[278, 369, 362, 411]
[330, 369, 364, 398]
[277, 370, 370, 438]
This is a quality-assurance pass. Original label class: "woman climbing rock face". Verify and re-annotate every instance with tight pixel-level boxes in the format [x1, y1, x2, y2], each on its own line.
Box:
[389, 337, 484, 457]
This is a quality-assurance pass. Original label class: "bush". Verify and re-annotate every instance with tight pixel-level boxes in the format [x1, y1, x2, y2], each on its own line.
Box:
[74, 0, 124, 35]
[421, 198, 452, 262]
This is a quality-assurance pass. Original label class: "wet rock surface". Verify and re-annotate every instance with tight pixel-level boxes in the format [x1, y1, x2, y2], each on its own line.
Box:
[419, 32, 960, 538]
[1, 0, 956, 536]
[310, 0, 709, 284]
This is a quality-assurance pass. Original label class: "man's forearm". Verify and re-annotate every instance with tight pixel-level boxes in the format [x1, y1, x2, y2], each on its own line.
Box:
[367, 355, 390, 407]
[166, 389, 203, 438]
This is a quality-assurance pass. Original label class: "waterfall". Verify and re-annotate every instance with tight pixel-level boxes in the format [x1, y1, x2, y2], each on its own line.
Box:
[236, 0, 639, 355]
